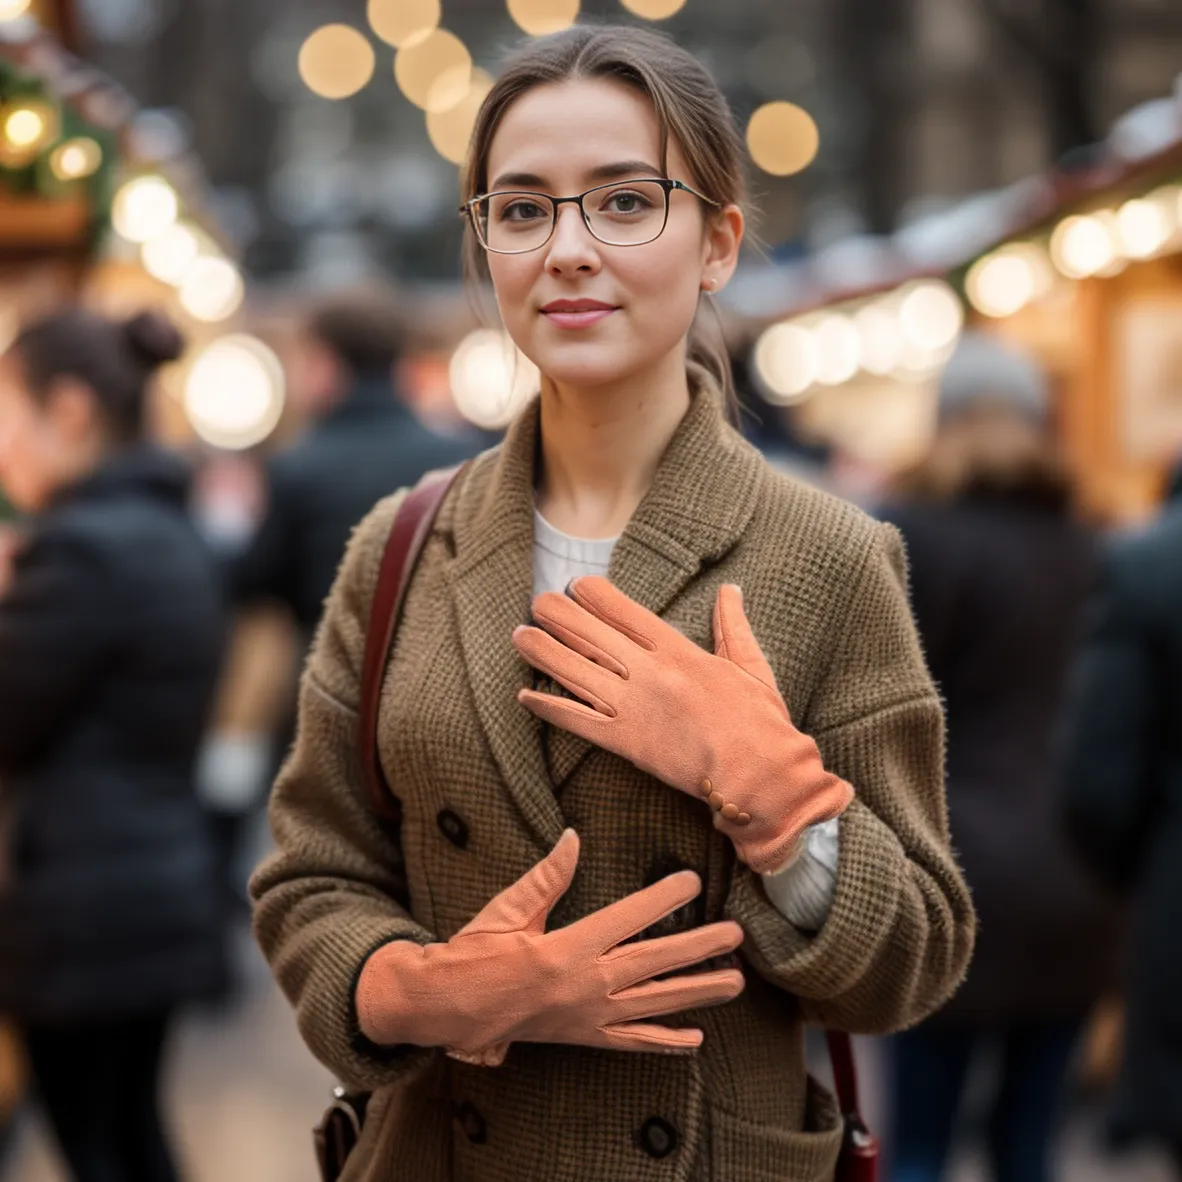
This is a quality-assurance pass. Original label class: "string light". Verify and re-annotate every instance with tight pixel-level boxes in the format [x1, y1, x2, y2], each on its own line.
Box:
[49, 137, 103, 181]
[184, 336, 285, 450]
[965, 244, 1052, 319]
[1050, 214, 1117, 279]
[812, 314, 861, 385]
[0, 0, 31, 22]
[298, 25, 375, 101]
[368, 0, 440, 47]
[449, 329, 539, 429]
[507, 0, 579, 36]
[142, 223, 203, 286]
[898, 280, 963, 353]
[112, 175, 179, 244]
[1116, 197, 1172, 259]
[746, 102, 819, 177]
[395, 28, 472, 113]
[427, 69, 495, 165]
[752, 321, 817, 403]
[619, 0, 688, 18]
[853, 305, 903, 375]
[179, 257, 245, 323]
[3, 106, 47, 149]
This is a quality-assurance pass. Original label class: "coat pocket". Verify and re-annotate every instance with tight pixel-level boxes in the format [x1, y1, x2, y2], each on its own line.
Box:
[709, 1075, 843, 1182]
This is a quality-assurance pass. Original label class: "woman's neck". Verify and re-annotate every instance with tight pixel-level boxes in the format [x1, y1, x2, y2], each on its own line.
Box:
[534, 351, 691, 540]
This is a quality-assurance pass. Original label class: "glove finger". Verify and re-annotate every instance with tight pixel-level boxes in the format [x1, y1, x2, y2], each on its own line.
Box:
[512, 626, 620, 717]
[712, 585, 786, 708]
[459, 829, 579, 937]
[601, 921, 743, 989]
[611, 967, 745, 1022]
[596, 1023, 703, 1053]
[529, 590, 632, 677]
[516, 687, 618, 746]
[565, 576, 670, 654]
[581, 869, 702, 952]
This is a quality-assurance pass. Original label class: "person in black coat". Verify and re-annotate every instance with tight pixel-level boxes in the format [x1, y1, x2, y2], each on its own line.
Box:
[880, 334, 1123, 1182]
[0, 308, 226, 1182]
[232, 287, 480, 645]
[1061, 467, 1182, 1169]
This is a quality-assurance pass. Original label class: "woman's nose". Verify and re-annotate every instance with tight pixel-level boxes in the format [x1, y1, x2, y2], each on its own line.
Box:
[545, 204, 601, 274]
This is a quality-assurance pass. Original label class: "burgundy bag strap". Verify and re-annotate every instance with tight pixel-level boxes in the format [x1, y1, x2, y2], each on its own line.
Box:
[359, 463, 469, 822]
[359, 464, 873, 1162]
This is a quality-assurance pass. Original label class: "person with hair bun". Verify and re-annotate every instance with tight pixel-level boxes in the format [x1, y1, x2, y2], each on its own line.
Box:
[253, 24, 975, 1182]
[0, 307, 226, 1182]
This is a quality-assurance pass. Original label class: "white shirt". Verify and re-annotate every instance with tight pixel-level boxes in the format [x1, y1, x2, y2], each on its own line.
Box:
[532, 508, 839, 933]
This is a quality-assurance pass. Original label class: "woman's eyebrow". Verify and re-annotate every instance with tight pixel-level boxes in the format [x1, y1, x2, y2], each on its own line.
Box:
[488, 160, 664, 191]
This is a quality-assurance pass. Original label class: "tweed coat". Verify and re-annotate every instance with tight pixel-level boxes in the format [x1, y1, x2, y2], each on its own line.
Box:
[251, 381, 976, 1182]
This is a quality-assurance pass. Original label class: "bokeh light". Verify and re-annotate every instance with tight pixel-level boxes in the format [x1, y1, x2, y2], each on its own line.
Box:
[813, 314, 861, 385]
[298, 25, 376, 101]
[427, 69, 495, 165]
[965, 244, 1053, 319]
[3, 105, 49, 150]
[0, 0, 31, 22]
[178, 257, 245, 322]
[184, 336, 286, 450]
[619, 0, 688, 18]
[746, 102, 819, 177]
[898, 280, 963, 353]
[395, 28, 473, 113]
[1116, 197, 1172, 259]
[368, 0, 440, 47]
[1050, 214, 1117, 279]
[752, 321, 818, 403]
[853, 305, 903, 375]
[50, 137, 103, 181]
[507, 0, 580, 36]
[449, 329, 539, 429]
[142, 223, 203, 286]
[112, 175, 180, 244]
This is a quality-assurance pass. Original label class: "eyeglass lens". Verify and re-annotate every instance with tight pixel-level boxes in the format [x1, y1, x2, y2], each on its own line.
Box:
[476, 180, 670, 253]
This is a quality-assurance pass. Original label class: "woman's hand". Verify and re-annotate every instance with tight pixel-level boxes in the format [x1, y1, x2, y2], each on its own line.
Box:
[513, 578, 853, 873]
[355, 830, 744, 1065]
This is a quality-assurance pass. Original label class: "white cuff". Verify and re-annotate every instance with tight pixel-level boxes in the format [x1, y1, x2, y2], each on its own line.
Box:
[759, 817, 839, 933]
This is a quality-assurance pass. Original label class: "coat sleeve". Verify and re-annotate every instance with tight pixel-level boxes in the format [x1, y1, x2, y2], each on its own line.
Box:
[0, 529, 115, 770]
[249, 490, 440, 1091]
[725, 523, 976, 1034]
[1059, 542, 1157, 894]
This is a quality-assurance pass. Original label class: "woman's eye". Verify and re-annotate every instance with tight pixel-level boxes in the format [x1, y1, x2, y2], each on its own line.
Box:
[601, 189, 654, 216]
[500, 200, 548, 222]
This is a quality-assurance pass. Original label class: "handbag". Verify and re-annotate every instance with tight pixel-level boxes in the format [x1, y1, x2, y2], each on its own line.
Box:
[314, 463, 879, 1182]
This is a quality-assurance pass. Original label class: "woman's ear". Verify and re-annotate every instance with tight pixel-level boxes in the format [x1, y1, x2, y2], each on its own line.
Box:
[43, 376, 101, 444]
[701, 204, 744, 294]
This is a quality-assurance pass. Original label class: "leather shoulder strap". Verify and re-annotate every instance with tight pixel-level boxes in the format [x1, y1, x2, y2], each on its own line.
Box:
[359, 463, 469, 821]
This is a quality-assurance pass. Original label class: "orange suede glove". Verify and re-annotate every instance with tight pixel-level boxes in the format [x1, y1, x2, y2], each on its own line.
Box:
[512, 579, 853, 874]
[356, 830, 744, 1066]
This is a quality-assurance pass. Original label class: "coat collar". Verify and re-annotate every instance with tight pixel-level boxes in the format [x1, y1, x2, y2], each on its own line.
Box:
[446, 376, 764, 847]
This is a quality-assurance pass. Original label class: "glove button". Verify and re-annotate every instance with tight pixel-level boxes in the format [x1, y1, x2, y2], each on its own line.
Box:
[437, 809, 470, 850]
[637, 1116, 679, 1159]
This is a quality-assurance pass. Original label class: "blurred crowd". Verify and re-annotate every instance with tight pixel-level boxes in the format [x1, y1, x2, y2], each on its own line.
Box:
[0, 289, 1180, 1182]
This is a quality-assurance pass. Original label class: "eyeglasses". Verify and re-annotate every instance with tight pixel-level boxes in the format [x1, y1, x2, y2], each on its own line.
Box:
[460, 177, 720, 255]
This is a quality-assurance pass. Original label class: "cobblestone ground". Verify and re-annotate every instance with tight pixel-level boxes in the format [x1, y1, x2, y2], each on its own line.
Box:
[4, 936, 1174, 1182]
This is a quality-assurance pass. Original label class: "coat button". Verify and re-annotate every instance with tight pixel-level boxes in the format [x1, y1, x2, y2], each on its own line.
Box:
[455, 1101, 486, 1144]
[637, 1116, 679, 1159]
[437, 809, 469, 849]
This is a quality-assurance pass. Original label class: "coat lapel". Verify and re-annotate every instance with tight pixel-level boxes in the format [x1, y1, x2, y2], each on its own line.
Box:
[544, 379, 765, 789]
[448, 400, 567, 848]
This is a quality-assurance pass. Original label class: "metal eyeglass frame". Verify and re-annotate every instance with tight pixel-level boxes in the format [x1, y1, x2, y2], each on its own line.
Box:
[459, 177, 721, 255]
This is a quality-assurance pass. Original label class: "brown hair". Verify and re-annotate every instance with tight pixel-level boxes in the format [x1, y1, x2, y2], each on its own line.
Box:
[306, 286, 406, 378]
[461, 24, 747, 422]
[890, 405, 1073, 509]
[14, 308, 184, 443]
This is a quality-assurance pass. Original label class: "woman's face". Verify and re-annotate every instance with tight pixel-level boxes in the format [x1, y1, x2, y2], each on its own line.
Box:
[482, 77, 742, 393]
[0, 352, 92, 512]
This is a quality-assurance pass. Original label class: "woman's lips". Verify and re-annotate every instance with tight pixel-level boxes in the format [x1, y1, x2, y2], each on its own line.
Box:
[540, 302, 618, 330]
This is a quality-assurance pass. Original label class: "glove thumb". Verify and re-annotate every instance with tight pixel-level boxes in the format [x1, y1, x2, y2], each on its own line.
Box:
[713, 586, 784, 699]
[459, 829, 580, 937]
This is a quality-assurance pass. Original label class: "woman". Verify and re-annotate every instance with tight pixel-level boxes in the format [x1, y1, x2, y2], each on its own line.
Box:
[0, 308, 226, 1182]
[252, 25, 975, 1182]
[881, 334, 1124, 1182]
